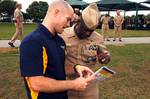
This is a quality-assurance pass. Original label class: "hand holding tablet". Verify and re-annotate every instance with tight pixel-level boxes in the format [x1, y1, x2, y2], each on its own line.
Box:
[91, 66, 116, 81]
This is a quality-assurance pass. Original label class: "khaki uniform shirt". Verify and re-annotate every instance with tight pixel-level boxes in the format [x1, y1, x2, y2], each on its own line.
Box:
[101, 16, 110, 30]
[114, 15, 124, 26]
[60, 26, 107, 76]
[101, 16, 110, 24]
[60, 26, 108, 99]
[14, 8, 24, 22]
[72, 14, 80, 23]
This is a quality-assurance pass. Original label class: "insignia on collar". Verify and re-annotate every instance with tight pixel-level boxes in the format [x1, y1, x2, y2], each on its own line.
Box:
[66, 43, 71, 47]
[61, 46, 65, 49]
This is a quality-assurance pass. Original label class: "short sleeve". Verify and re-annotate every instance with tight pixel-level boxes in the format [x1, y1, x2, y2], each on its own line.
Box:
[101, 16, 104, 22]
[14, 10, 20, 18]
[20, 39, 43, 77]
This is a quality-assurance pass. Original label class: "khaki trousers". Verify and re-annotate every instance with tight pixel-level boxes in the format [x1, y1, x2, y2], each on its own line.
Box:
[102, 24, 109, 40]
[10, 23, 23, 43]
[68, 82, 99, 99]
[114, 25, 122, 40]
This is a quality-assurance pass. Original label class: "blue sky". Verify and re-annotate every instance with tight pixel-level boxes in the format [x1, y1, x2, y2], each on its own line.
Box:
[15, 0, 150, 16]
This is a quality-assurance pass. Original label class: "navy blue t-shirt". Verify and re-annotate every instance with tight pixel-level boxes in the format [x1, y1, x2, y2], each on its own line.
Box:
[20, 24, 67, 99]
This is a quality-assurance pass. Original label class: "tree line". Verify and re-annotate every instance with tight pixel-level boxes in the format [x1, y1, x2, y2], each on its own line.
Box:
[0, 0, 149, 29]
[0, 0, 48, 21]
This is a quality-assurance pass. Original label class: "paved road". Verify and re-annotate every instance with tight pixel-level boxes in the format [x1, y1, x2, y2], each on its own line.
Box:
[104, 37, 150, 45]
[0, 40, 20, 48]
[0, 37, 150, 48]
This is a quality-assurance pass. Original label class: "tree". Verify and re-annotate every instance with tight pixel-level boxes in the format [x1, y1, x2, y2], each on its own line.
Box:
[38, 1, 48, 19]
[0, 0, 16, 17]
[26, 1, 48, 20]
[145, 14, 150, 27]
[22, 12, 32, 20]
[146, 14, 150, 21]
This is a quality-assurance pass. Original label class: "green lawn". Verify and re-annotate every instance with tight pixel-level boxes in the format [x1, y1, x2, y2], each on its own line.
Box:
[0, 44, 150, 99]
[0, 48, 26, 99]
[99, 44, 150, 99]
[0, 23, 37, 40]
[0, 23, 150, 40]
[97, 29, 150, 37]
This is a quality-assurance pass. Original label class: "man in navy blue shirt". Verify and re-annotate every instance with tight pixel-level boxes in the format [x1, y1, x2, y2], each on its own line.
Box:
[20, 0, 94, 99]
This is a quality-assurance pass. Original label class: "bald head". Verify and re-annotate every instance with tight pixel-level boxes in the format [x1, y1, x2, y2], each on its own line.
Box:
[16, 3, 22, 9]
[48, 0, 73, 14]
[42, 0, 74, 34]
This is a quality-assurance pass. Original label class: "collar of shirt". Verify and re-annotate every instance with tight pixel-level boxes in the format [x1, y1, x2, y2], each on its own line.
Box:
[38, 23, 58, 39]
[67, 25, 76, 38]
[65, 24, 97, 42]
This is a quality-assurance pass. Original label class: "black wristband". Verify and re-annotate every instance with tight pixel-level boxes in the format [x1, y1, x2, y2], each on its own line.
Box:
[73, 64, 80, 73]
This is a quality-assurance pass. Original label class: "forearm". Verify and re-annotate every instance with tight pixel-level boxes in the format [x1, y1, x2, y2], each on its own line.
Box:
[114, 22, 118, 26]
[121, 18, 124, 24]
[28, 76, 75, 93]
[16, 18, 21, 27]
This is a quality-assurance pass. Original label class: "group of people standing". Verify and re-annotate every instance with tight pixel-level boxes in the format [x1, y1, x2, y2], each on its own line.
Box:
[8, 2, 124, 48]
[8, 1, 113, 99]
[72, 8, 124, 42]
[101, 10, 124, 42]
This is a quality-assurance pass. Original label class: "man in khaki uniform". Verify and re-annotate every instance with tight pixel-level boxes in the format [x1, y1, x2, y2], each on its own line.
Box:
[60, 3, 110, 99]
[8, 3, 24, 47]
[70, 8, 81, 26]
[101, 14, 110, 41]
[113, 10, 124, 42]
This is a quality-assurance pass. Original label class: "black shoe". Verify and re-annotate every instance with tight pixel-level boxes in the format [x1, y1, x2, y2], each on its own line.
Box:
[8, 42, 15, 47]
[119, 39, 122, 42]
[113, 39, 116, 41]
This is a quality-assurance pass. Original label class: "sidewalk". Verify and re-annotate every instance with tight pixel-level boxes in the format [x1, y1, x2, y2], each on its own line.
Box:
[104, 37, 150, 45]
[0, 40, 20, 48]
[0, 37, 150, 48]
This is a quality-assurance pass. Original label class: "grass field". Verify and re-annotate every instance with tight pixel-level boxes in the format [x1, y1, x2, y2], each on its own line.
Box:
[0, 44, 150, 99]
[0, 48, 26, 99]
[0, 23, 37, 40]
[0, 23, 150, 40]
[99, 44, 150, 99]
[97, 29, 150, 38]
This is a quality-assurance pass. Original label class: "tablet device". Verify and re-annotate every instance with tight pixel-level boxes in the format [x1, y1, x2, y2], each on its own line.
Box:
[91, 66, 116, 81]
